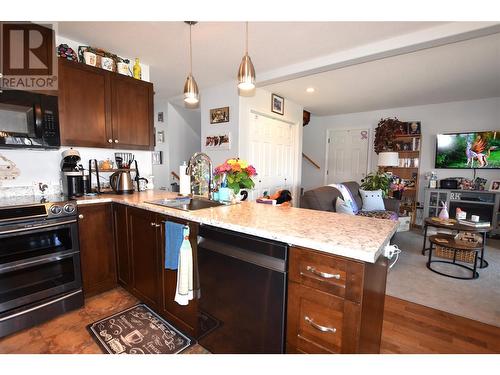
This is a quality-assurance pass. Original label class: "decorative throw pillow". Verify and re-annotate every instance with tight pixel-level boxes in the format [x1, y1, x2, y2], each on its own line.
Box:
[335, 197, 356, 215]
[329, 183, 359, 214]
[359, 189, 385, 211]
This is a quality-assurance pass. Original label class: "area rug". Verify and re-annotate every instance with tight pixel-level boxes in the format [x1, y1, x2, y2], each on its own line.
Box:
[87, 304, 193, 354]
[388, 230, 500, 327]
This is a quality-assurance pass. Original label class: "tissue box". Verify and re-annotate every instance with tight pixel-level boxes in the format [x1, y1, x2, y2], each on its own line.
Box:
[397, 216, 411, 232]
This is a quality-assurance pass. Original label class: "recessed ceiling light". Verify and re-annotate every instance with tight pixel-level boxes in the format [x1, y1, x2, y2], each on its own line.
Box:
[306, 87, 315, 93]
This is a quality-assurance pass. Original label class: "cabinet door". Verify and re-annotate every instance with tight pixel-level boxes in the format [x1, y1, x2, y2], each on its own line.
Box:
[58, 59, 112, 147]
[157, 216, 199, 336]
[113, 203, 131, 288]
[128, 207, 160, 308]
[78, 203, 117, 297]
[286, 282, 361, 354]
[111, 75, 153, 150]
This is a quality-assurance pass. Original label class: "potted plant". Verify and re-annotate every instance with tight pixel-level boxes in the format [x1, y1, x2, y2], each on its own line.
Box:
[214, 158, 257, 201]
[360, 171, 392, 197]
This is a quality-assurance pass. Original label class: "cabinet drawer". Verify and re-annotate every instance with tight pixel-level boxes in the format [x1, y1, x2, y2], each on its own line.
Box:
[289, 246, 364, 302]
[287, 282, 361, 354]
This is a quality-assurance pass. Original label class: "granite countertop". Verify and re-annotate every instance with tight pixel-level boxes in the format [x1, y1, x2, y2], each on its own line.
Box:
[77, 190, 398, 263]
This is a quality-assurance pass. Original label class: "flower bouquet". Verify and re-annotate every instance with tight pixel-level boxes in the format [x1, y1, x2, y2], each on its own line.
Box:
[214, 158, 257, 194]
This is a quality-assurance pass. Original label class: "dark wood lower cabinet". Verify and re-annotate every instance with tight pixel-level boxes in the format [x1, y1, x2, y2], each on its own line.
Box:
[157, 215, 199, 337]
[286, 246, 388, 354]
[113, 204, 130, 287]
[112, 205, 198, 336]
[127, 207, 161, 309]
[77, 203, 117, 297]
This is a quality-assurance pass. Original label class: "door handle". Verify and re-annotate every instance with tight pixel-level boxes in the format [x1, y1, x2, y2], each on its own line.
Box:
[304, 316, 336, 333]
[302, 265, 341, 280]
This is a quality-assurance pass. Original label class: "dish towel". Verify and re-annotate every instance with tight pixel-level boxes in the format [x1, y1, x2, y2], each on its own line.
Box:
[165, 222, 184, 269]
[175, 226, 193, 306]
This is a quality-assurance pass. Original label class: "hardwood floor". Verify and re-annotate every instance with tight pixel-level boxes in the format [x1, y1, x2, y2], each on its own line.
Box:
[381, 296, 500, 354]
[1, 289, 499, 354]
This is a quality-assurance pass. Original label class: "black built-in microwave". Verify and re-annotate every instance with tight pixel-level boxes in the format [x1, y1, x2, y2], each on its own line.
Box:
[0, 90, 60, 149]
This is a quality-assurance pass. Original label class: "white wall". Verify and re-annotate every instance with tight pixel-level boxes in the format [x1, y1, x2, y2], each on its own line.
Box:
[302, 97, 500, 202]
[200, 81, 240, 166]
[164, 102, 201, 188]
[152, 98, 170, 189]
[0, 147, 153, 195]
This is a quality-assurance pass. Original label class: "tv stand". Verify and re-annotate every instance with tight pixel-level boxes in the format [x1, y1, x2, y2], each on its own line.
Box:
[424, 188, 500, 236]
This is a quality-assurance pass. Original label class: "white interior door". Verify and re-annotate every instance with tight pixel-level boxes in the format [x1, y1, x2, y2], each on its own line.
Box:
[325, 129, 369, 184]
[248, 114, 296, 201]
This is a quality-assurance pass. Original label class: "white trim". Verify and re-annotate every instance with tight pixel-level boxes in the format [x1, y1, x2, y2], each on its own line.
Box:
[250, 109, 295, 125]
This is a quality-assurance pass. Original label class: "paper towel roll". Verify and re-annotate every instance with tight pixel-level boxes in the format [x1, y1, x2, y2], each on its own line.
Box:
[179, 164, 191, 195]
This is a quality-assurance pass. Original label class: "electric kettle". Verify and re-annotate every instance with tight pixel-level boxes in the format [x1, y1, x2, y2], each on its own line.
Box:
[109, 171, 135, 194]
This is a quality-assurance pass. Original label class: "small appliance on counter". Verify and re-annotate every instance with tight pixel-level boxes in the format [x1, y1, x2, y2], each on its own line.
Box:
[61, 149, 85, 198]
[110, 170, 135, 194]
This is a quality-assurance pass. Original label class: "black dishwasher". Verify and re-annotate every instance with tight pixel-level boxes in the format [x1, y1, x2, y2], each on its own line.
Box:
[197, 225, 288, 354]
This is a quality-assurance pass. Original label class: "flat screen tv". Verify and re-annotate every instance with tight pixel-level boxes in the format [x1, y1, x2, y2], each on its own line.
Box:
[435, 131, 500, 169]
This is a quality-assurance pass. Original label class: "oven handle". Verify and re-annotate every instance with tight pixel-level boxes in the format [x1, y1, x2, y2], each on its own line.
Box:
[0, 219, 77, 236]
[0, 250, 79, 274]
[0, 289, 82, 323]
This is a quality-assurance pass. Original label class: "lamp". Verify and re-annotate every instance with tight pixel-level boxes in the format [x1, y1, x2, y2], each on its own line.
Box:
[237, 22, 256, 91]
[183, 21, 199, 106]
[377, 152, 399, 167]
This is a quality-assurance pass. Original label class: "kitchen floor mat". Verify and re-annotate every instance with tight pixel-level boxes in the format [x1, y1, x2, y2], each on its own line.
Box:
[87, 303, 193, 354]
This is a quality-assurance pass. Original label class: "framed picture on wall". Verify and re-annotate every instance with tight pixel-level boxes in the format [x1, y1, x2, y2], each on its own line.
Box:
[210, 107, 230, 124]
[271, 94, 284, 115]
[205, 133, 231, 150]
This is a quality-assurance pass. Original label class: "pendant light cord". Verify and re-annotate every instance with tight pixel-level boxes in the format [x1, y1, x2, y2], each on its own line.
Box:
[245, 21, 248, 55]
[189, 24, 193, 74]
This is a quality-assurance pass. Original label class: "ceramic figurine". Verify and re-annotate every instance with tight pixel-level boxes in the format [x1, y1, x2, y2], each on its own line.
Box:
[438, 201, 449, 220]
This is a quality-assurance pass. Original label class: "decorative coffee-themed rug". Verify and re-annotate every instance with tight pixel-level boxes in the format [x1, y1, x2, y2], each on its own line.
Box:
[87, 304, 193, 354]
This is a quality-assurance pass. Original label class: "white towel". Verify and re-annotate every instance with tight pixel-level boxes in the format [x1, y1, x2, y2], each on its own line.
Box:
[175, 226, 193, 306]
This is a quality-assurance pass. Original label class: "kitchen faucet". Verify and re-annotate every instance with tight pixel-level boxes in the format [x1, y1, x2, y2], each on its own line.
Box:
[186, 152, 214, 200]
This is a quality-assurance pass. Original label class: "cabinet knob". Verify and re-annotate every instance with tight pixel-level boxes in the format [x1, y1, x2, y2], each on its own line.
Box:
[114, 139, 119, 144]
[108, 139, 113, 143]
[150, 222, 155, 227]
[78, 214, 84, 219]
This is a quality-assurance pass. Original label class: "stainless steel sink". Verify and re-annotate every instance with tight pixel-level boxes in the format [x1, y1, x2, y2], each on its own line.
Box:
[146, 197, 227, 211]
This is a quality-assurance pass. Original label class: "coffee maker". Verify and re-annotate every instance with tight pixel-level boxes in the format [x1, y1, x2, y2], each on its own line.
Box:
[61, 149, 84, 198]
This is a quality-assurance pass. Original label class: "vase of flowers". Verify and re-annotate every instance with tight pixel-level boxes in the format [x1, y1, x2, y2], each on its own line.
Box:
[214, 158, 257, 201]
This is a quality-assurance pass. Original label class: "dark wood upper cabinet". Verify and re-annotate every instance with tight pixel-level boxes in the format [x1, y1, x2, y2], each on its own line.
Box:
[111, 75, 154, 150]
[58, 59, 112, 148]
[128, 207, 161, 309]
[58, 59, 154, 150]
[77, 203, 117, 297]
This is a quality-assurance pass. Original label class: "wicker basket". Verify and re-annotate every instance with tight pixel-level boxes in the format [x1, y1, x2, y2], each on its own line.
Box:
[435, 245, 476, 263]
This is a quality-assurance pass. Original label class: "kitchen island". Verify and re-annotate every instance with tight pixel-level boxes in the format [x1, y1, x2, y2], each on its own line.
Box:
[77, 190, 397, 263]
[76, 190, 398, 354]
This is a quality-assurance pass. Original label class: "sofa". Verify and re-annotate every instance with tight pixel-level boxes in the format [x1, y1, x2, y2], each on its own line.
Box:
[300, 181, 400, 220]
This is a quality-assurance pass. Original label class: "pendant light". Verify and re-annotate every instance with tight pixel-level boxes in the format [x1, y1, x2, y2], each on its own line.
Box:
[184, 21, 199, 105]
[237, 22, 256, 91]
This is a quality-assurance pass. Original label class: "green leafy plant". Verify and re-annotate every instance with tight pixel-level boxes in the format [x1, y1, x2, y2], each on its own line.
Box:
[360, 171, 392, 197]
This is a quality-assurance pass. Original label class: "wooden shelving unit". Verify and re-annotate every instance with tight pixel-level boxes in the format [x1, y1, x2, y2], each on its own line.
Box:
[384, 134, 422, 227]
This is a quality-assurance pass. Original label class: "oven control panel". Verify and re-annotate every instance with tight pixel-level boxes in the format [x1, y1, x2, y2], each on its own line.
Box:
[47, 201, 77, 219]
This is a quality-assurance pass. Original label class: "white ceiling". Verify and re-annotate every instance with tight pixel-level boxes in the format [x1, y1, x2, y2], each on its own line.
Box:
[263, 33, 500, 116]
[58, 21, 447, 99]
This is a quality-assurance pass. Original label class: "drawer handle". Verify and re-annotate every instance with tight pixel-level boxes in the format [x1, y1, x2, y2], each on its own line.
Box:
[304, 266, 341, 280]
[305, 316, 337, 334]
